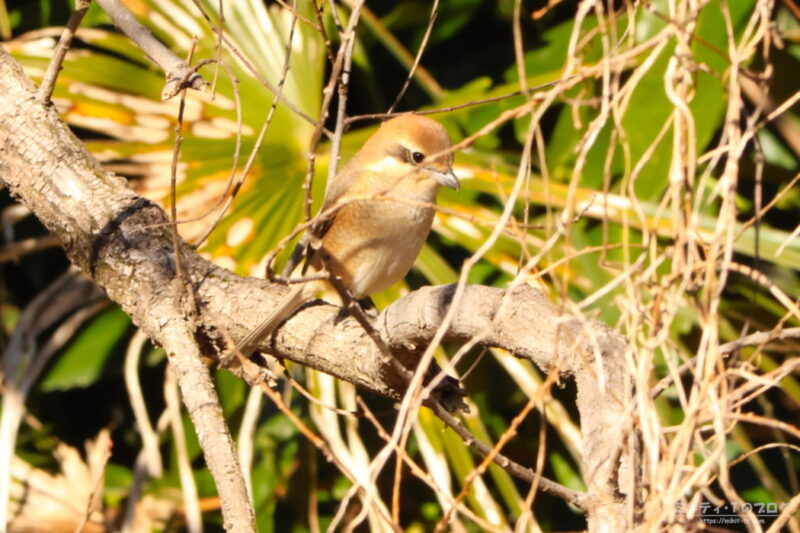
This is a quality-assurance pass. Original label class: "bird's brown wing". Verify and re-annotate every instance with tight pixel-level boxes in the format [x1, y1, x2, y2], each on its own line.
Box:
[280, 165, 363, 277]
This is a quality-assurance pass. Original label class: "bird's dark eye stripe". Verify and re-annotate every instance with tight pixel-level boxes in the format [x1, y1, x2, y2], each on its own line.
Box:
[388, 144, 426, 165]
[402, 147, 425, 164]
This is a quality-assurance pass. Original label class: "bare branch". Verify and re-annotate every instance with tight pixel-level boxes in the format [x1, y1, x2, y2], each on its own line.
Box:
[387, 0, 439, 113]
[95, 0, 209, 99]
[38, 0, 91, 103]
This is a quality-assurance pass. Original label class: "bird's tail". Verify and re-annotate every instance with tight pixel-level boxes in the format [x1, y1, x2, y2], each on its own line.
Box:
[228, 284, 307, 360]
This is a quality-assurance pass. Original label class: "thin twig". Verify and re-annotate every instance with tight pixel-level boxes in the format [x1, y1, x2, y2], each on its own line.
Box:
[168, 42, 199, 316]
[184, 61, 244, 246]
[72, 431, 112, 533]
[433, 369, 558, 533]
[124, 329, 162, 478]
[237, 386, 262, 503]
[651, 327, 800, 399]
[188, 0, 323, 130]
[164, 368, 203, 533]
[386, 0, 439, 113]
[355, 3, 444, 98]
[302, 0, 365, 222]
[254, 363, 401, 532]
[38, 0, 91, 103]
[0, 235, 60, 263]
[325, 0, 364, 191]
[346, 78, 572, 126]
[356, 397, 506, 533]
[311, 0, 336, 64]
[192, 9, 298, 247]
[95, 0, 209, 99]
[121, 410, 170, 532]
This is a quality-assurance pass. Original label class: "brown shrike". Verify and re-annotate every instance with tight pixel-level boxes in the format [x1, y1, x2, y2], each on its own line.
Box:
[234, 113, 459, 358]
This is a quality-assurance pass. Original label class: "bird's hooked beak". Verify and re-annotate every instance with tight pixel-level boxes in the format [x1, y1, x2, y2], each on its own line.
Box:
[433, 167, 460, 192]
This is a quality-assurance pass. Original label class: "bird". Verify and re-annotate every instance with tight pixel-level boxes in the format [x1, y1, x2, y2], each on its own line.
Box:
[232, 113, 459, 360]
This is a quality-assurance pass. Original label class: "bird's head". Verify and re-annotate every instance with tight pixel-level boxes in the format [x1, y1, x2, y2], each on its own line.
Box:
[355, 114, 460, 192]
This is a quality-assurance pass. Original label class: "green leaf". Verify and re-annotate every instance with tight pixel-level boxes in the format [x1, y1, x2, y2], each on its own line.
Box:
[103, 463, 134, 507]
[39, 306, 129, 392]
[757, 129, 798, 171]
[216, 367, 246, 417]
[549, 450, 585, 492]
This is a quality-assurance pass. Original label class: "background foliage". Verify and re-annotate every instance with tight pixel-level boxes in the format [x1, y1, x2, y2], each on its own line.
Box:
[1, 0, 799, 531]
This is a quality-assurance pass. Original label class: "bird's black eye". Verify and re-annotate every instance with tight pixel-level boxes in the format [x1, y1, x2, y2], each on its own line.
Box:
[411, 151, 425, 164]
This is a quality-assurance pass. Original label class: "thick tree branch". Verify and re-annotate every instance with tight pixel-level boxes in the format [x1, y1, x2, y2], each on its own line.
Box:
[0, 47, 254, 533]
[0, 46, 632, 529]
